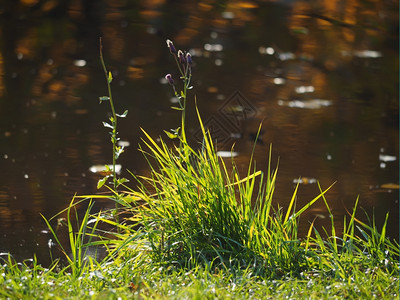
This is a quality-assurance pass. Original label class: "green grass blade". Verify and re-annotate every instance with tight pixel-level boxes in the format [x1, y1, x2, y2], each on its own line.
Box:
[284, 181, 300, 224]
[294, 182, 336, 219]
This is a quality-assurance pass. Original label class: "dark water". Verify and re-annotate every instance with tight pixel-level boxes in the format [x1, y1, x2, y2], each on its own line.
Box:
[0, 0, 398, 264]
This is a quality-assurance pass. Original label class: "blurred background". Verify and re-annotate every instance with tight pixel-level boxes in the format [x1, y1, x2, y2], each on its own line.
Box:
[0, 0, 398, 265]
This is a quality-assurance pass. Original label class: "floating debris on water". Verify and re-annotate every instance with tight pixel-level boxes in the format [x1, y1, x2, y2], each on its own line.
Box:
[221, 11, 234, 19]
[217, 151, 239, 158]
[204, 43, 223, 52]
[278, 52, 296, 61]
[379, 154, 396, 162]
[295, 86, 315, 94]
[273, 78, 286, 85]
[293, 177, 317, 184]
[341, 50, 382, 58]
[73, 59, 87, 67]
[278, 99, 332, 109]
[379, 153, 396, 169]
[258, 46, 275, 55]
[354, 50, 382, 58]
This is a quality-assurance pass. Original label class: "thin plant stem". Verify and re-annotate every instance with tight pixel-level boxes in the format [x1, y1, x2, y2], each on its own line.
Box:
[99, 39, 117, 189]
[99, 38, 120, 222]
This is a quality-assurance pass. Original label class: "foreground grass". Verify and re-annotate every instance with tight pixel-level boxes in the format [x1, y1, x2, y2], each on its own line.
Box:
[1, 252, 398, 299]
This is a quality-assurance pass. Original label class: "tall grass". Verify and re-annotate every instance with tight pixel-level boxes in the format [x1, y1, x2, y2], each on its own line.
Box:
[41, 196, 102, 278]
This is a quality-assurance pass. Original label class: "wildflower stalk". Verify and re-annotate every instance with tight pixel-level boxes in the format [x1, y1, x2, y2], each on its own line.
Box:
[99, 38, 118, 191]
[165, 40, 192, 147]
[98, 38, 129, 225]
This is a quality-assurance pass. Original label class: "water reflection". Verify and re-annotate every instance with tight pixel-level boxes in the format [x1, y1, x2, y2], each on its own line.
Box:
[277, 99, 332, 109]
[0, 0, 398, 264]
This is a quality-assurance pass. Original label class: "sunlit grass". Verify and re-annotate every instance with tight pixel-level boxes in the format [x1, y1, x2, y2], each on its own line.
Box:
[1, 242, 398, 299]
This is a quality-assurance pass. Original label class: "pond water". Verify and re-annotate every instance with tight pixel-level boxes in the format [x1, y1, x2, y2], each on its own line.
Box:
[0, 0, 398, 265]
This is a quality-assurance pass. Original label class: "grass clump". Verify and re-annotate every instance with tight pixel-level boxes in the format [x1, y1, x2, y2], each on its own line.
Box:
[0, 39, 398, 299]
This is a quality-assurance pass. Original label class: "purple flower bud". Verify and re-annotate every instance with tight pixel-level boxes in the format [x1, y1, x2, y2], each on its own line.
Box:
[165, 73, 174, 85]
[186, 53, 192, 65]
[178, 50, 186, 64]
[166, 39, 176, 54]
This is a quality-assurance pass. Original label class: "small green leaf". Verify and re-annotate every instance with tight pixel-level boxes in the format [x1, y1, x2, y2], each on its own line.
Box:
[99, 96, 110, 103]
[164, 130, 178, 139]
[97, 177, 108, 189]
[103, 122, 114, 129]
[187, 86, 193, 90]
[116, 110, 128, 118]
[108, 71, 113, 83]
[171, 107, 184, 111]
[116, 178, 129, 187]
